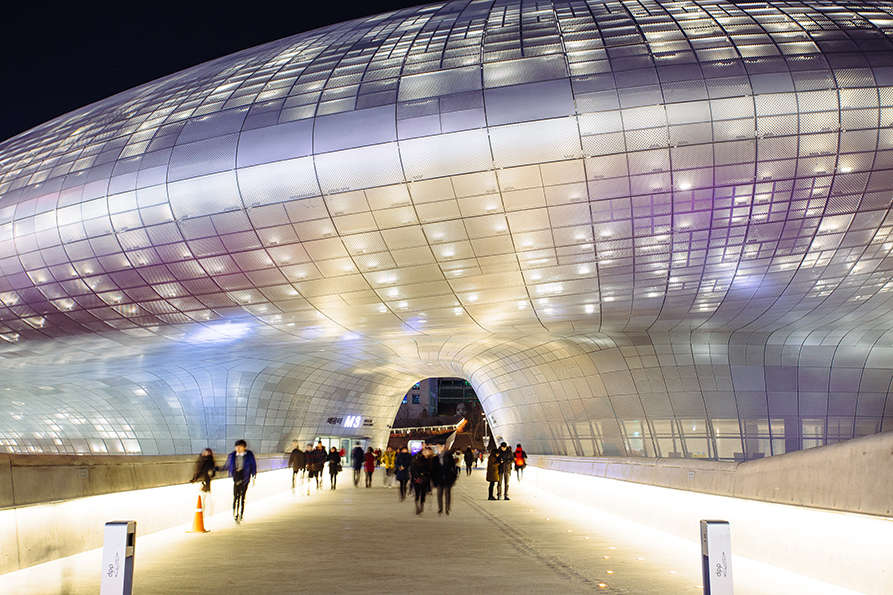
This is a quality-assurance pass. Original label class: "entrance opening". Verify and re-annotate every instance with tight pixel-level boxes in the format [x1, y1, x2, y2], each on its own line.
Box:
[389, 378, 491, 452]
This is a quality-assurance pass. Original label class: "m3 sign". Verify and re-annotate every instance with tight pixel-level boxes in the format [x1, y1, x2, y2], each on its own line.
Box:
[342, 415, 362, 428]
[326, 415, 374, 428]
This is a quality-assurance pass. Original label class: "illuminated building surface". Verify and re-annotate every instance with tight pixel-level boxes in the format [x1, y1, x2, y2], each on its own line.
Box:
[2, 0, 893, 457]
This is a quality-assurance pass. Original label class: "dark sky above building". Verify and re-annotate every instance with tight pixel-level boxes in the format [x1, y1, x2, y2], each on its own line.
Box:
[0, 2, 423, 143]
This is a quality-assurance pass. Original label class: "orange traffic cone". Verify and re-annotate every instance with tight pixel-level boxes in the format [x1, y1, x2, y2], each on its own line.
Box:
[187, 494, 209, 533]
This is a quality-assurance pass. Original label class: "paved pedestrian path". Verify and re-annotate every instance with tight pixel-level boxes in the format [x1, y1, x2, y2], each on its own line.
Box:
[3, 468, 858, 594]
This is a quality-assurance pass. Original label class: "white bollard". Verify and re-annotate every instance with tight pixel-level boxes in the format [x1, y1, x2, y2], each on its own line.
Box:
[100, 521, 136, 595]
[700, 520, 733, 594]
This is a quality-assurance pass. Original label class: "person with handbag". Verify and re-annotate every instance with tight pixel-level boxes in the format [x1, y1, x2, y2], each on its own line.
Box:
[327, 446, 342, 490]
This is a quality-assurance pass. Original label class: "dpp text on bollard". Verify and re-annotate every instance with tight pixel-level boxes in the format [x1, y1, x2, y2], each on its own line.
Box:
[100, 520, 136, 595]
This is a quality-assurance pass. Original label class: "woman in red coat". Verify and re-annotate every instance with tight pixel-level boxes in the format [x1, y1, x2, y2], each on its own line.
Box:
[363, 447, 376, 488]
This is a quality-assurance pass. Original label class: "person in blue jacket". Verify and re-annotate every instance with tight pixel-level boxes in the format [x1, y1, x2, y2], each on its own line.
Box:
[223, 439, 257, 523]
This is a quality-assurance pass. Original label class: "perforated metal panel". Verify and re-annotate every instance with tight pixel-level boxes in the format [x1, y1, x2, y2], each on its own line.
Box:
[1, 0, 893, 458]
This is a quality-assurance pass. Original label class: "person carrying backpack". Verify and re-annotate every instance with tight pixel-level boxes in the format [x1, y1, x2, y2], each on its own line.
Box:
[513, 443, 527, 481]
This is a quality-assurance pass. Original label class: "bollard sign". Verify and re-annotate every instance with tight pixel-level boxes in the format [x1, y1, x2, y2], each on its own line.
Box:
[101, 521, 136, 595]
[700, 520, 732, 595]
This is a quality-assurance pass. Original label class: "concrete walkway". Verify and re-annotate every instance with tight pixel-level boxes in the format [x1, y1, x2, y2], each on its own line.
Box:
[7, 469, 698, 594]
[5, 468, 865, 594]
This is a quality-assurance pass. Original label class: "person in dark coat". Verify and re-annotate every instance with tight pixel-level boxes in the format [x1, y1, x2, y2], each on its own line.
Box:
[327, 446, 341, 490]
[486, 446, 501, 500]
[302, 444, 313, 480]
[363, 447, 376, 488]
[191, 448, 216, 492]
[432, 447, 459, 515]
[497, 442, 512, 500]
[411, 447, 435, 514]
[395, 446, 412, 501]
[223, 440, 257, 523]
[288, 441, 306, 488]
[308, 443, 327, 493]
[463, 446, 474, 476]
[351, 442, 365, 487]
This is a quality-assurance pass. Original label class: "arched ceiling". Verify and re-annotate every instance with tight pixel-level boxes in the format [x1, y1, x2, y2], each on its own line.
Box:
[1, 0, 893, 456]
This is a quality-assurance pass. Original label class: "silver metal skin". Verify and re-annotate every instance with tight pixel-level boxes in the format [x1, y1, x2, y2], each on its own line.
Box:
[1, 1, 892, 458]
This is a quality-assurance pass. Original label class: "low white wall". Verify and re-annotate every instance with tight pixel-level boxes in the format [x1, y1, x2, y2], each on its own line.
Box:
[0, 464, 295, 575]
[522, 465, 893, 595]
[529, 431, 893, 517]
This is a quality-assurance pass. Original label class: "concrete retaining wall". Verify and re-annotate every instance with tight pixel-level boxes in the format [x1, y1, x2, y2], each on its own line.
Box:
[0, 453, 288, 509]
[528, 430, 893, 517]
[0, 453, 290, 575]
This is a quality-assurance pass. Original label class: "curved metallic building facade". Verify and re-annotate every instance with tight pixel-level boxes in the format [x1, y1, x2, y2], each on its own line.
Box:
[2, 0, 893, 457]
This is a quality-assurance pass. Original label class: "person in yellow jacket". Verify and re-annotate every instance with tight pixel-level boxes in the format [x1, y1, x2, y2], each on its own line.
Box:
[381, 446, 397, 487]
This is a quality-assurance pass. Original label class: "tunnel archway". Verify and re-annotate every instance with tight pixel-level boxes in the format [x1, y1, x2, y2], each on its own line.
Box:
[0, 0, 891, 461]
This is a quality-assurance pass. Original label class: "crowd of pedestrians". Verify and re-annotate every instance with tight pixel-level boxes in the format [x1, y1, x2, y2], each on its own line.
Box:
[191, 437, 530, 522]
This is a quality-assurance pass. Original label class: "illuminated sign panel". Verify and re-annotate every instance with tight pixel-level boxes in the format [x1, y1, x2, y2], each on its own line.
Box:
[326, 416, 373, 428]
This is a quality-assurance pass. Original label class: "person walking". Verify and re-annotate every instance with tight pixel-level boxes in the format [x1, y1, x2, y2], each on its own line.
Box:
[463, 446, 474, 476]
[395, 446, 412, 501]
[223, 440, 257, 523]
[411, 446, 435, 514]
[302, 444, 313, 480]
[308, 442, 327, 494]
[190, 448, 216, 493]
[497, 442, 512, 500]
[486, 446, 501, 500]
[288, 441, 306, 488]
[433, 447, 459, 515]
[513, 443, 528, 481]
[363, 447, 376, 488]
[351, 442, 365, 487]
[381, 446, 396, 487]
[327, 446, 341, 490]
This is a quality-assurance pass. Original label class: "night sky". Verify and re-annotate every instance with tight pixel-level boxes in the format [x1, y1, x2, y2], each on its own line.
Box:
[0, 2, 423, 143]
